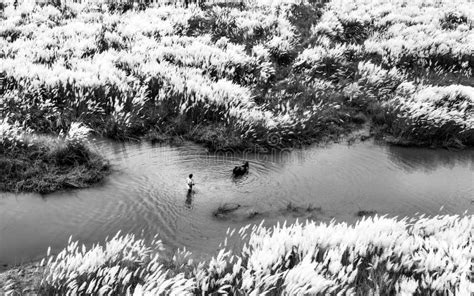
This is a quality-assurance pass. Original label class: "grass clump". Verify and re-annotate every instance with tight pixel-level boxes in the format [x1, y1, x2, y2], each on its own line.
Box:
[0, 120, 110, 194]
[3, 214, 471, 295]
[383, 84, 474, 148]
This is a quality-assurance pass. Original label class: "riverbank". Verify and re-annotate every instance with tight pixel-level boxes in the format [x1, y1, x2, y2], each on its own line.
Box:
[144, 119, 366, 152]
[1, 214, 472, 295]
[0, 262, 42, 295]
[1, 0, 472, 152]
[0, 121, 110, 194]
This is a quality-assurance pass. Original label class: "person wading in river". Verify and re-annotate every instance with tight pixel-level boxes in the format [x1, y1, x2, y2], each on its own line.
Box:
[186, 174, 195, 193]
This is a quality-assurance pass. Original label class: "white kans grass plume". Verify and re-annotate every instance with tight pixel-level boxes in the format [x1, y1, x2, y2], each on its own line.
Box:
[36, 215, 473, 295]
[0, 119, 36, 152]
[389, 84, 474, 141]
[41, 232, 195, 295]
[64, 122, 93, 143]
[0, 119, 24, 143]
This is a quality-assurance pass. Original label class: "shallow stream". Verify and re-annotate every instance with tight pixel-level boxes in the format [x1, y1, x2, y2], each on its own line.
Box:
[1, 139, 473, 265]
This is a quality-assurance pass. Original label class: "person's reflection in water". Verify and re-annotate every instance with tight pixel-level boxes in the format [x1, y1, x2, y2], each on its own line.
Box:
[185, 189, 193, 209]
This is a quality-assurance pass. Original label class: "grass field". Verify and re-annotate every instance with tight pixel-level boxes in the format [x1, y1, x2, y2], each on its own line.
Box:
[1, 0, 472, 151]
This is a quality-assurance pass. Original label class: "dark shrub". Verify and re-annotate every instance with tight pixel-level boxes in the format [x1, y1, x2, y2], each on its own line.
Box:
[340, 19, 371, 44]
[352, 112, 367, 124]
[1, 27, 22, 42]
[185, 14, 213, 36]
[287, 3, 323, 40]
[440, 12, 469, 30]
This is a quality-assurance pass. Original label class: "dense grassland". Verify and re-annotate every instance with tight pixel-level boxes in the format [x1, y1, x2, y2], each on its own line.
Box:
[3, 215, 473, 295]
[1, 0, 472, 151]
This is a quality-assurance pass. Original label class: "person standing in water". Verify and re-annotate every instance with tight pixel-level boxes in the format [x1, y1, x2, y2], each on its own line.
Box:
[185, 174, 195, 208]
[186, 174, 194, 193]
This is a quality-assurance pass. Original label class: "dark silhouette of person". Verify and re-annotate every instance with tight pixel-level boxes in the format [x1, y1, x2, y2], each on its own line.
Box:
[185, 174, 195, 208]
[186, 174, 194, 193]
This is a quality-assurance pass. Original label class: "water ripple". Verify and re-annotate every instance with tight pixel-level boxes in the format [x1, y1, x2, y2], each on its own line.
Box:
[0, 140, 473, 265]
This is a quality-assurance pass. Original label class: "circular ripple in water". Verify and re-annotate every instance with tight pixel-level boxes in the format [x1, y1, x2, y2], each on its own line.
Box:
[0, 140, 472, 265]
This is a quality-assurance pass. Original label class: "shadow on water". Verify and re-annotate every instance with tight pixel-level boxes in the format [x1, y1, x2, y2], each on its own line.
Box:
[0, 139, 473, 266]
[387, 145, 474, 173]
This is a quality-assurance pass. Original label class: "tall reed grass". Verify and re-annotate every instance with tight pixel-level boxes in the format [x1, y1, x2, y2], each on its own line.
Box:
[1, 0, 472, 148]
[16, 214, 472, 295]
[386, 84, 474, 146]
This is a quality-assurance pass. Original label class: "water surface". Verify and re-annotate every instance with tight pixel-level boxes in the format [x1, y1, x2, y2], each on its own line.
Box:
[1, 139, 473, 265]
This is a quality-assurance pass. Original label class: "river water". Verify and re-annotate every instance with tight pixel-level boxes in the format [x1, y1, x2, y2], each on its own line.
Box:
[0, 139, 473, 266]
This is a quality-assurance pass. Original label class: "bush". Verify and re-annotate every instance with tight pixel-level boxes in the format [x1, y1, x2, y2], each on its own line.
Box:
[348, 61, 405, 107]
[293, 44, 361, 81]
[266, 35, 297, 66]
[440, 11, 470, 30]
[286, 3, 323, 40]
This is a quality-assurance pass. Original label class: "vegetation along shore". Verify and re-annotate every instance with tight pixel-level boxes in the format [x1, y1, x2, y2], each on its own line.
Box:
[1, 0, 472, 152]
[0, 120, 110, 193]
[1, 214, 473, 295]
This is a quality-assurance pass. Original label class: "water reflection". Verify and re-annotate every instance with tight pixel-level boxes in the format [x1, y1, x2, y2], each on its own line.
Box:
[0, 139, 473, 267]
[387, 146, 474, 173]
[185, 189, 194, 209]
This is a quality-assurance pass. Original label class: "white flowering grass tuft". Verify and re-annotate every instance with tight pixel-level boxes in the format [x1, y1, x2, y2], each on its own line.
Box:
[40, 233, 195, 295]
[35, 214, 473, 295]
[0, 119, 28, 151]
[64, 122, 93, 143]
[387, 84, 474, 145]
